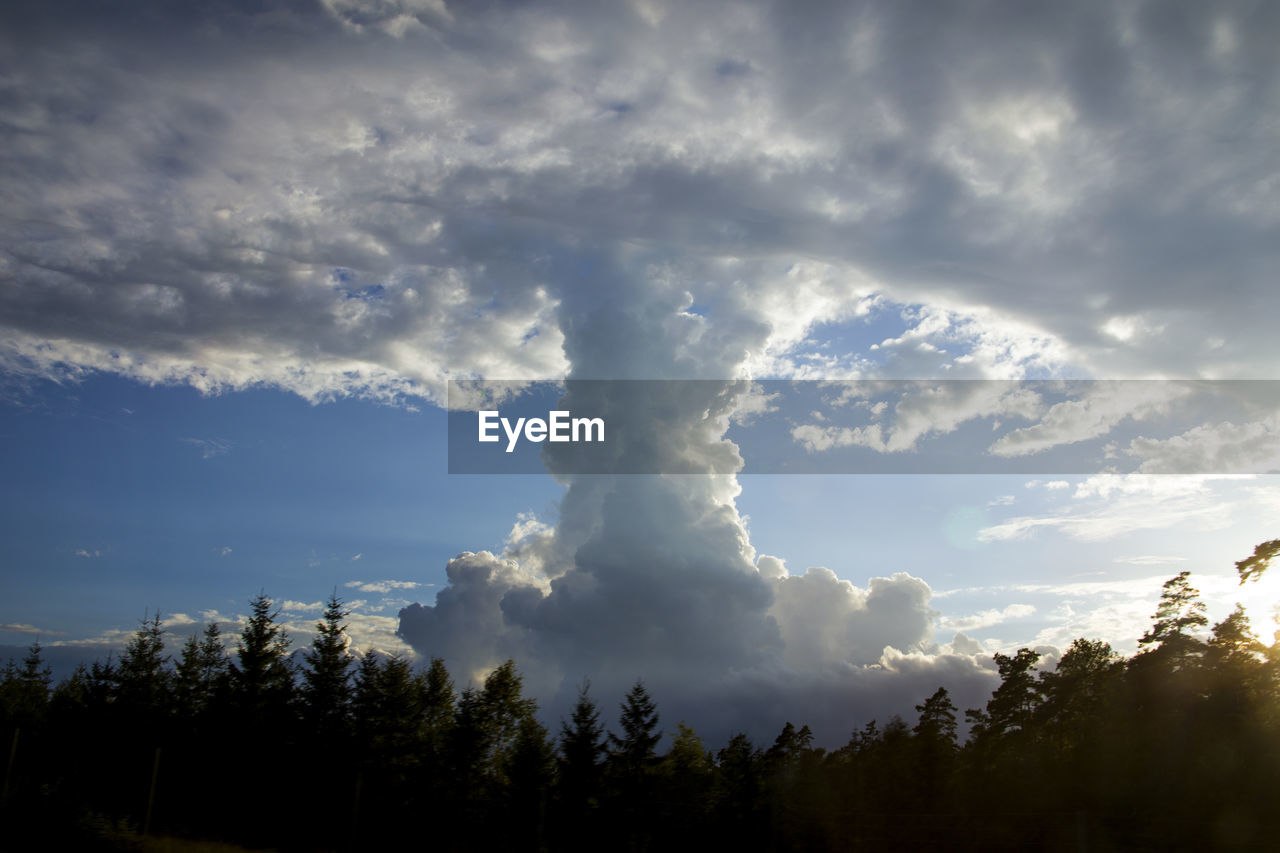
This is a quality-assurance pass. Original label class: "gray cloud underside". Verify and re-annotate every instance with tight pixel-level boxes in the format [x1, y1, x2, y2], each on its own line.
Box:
[3, 0, 1278, 392]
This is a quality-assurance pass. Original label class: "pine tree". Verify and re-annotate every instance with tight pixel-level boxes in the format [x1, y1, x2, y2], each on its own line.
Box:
[609, 680, 661, 774]
[301, 591, 353, 737]
[1236, 538, 1280, 584]
[966, 648, 1041, 745]
[1137, 571, 1208, 668]
[0, 643, 52, 729]
[607, 680, 662, 848]
[115, 612, 170, 716]
[230, 592, 294, 723]
[913, 687, 958, 749]
[416, 656, 455, 767]
[506, 715, 556, 849]
[174, 622, 228, 717]
[559, 680, 606, 805]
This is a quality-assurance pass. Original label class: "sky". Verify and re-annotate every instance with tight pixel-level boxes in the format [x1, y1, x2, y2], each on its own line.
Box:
[2, 0, 1280, 746]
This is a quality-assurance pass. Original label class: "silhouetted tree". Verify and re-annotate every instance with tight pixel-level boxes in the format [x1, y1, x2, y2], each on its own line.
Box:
[967, 647, 1041, 745]
[115, 612, 170, 717]
[713, 732, 761, 845]
[607, 680, 662, 849]
[557, 679, 606, 823]
[300, 591, 353, 738]
[913, 687, 958, 748]
[1236, 538, 1280, 584]
[230, 592, 294, 722]
[609, 680, 661, 774]
[1137, 570, 1208, 666]
[173, 622, 228, 717]
[0, 643, 51, 729]
[506, 714, 556, 848]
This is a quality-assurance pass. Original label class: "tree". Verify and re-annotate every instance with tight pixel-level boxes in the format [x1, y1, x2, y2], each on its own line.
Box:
[448, 660, 538, 791]
[416, 657, 455, 767]
[230, 592, 294, 723]
[506, 715, 556, 849]
[606, 680, 663, 848]
[478, 659, 538, 781]
[115, 612, 170, 716]
[1036, 637, 1119, 738]
[1137, 571, 1208, 666]
[913, 687, 958, 749]
[353, 652, 423, 785]
[967, 648, 1042, 745]
[0, 643, 52, 729]
[174, 622, 228, 717]
[1236, 539, 1280, 584]
[713, 732, 761, 844]
[558, 679, 606, 809]
[300, 591, 353, 736]
[609, 680, 661, 774]
[657, 723, 714, 844]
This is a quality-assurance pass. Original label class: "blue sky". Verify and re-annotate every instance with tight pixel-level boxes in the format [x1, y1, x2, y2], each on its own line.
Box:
[3, 0, 1280, 743]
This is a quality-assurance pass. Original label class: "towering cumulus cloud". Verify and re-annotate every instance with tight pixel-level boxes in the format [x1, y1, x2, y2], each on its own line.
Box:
[5, 0, 1278, 738]
[401, 252, 992, 740]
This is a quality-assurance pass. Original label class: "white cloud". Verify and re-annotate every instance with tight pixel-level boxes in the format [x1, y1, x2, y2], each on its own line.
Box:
[1126, 415, 1280, 474]
[942, 604, 1037, 632]
[344, 580, 421, 594]
[989, 382, 1190, 458]
[281, 600, 324, 614]
[979, 475, 1258, 543]
[0, 623, 64, 636]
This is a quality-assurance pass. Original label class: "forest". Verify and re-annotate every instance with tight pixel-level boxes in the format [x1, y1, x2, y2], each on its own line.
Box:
[3, 540, 1280, 852]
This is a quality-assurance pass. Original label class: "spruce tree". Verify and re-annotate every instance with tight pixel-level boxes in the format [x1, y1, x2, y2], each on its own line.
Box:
[301, 591, 353, 737]
[559, 679, 606, 806]
[230, 592, 294, 724]
[609, 680, 661, 773]
[115, 612, 170, 717]
[174, 622, 228, 717]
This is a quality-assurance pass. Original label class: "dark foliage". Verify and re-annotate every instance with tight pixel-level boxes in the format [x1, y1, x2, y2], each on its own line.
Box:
[5, 542, 1280, 850]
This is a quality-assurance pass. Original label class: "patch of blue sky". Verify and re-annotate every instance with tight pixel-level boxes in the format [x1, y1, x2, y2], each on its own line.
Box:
[0, 375, 564, 645]
[331, 267, 388, 301]
[776, 302, 920, 375]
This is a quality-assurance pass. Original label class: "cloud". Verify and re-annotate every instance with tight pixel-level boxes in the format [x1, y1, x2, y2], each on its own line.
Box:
[792, 381, 1044, 454]
[344, 579, 421, 594]
[74, 549, 101, 558]
[979, 475, 1261, 543]
[3, 0, 1278, 404]
[281, 600, 324, 614]
[942, 604, 1037, 633]
[181, 438, 232, 460]
[1125, 415, 1280, 474]
[988, 382, 1189, 458]
[0, 623, 64, 636]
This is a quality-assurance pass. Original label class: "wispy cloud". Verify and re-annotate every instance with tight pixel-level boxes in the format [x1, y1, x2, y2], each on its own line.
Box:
[942, 604, 1036, 632]
[0, 623, 64, 636]
[181, 438, 232, 460]
[345, 580, 421, 594]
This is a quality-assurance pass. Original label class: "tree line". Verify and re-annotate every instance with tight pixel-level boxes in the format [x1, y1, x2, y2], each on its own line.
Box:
[4, 540, 1280, 851]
